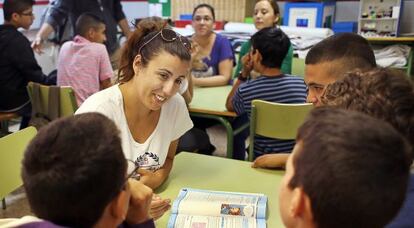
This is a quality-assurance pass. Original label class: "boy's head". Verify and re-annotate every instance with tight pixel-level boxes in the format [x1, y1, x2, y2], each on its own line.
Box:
[279, 107, 411, 228]
[251, 27, 290, 70]
[304, 33, 376, 106]
[3, 0, 35, 30]
[22, 113, 129, 227]
[75, 12, 107, 43]
[322, 67, 414, 156]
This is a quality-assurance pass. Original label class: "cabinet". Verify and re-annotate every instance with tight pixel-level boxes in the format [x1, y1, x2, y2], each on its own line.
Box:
[171, 0, 255, 22]
[358, 0, 403, 37]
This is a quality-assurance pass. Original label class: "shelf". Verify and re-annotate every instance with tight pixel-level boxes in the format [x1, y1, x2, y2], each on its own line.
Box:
[360, 18, 398, 21]
[366, 37, 414, 42]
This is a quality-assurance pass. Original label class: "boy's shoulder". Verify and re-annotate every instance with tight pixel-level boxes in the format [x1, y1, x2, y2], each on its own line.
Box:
[237, 74, 306, 95]
[81, 41, 107, 55]
[0, 24, 27, 41]
[0, 24, 30, 50]
[244, 74, 304, 86]
[61, 37, 107, 56]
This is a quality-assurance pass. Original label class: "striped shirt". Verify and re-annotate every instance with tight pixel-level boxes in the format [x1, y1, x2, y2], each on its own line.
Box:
[232, 74, 307, 156]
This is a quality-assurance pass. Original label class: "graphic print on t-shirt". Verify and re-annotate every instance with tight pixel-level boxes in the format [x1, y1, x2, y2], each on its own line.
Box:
[136, 151, 161, 171]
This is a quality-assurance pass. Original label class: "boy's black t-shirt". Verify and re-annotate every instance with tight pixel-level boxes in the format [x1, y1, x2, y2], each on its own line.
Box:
[0, 24, 47, 111]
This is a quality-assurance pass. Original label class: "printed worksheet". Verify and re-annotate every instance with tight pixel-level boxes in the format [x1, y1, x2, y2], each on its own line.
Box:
[167, 188, 267, 228]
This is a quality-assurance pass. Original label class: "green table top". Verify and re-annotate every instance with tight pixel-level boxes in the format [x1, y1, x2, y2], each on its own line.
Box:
[189, 86, 236, 117]
[155, 152, 285, 227]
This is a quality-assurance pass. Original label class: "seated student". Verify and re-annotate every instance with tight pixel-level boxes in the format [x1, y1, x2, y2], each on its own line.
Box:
[57, 12, 113, 106]
[0, 0, 53, 129]
[234, 0, 293, 78]
[190, 3, 235, 87]
[253, 32, 377, 168]
[319, 68, 414, 228]
[0, 113, 154, 228]
[304, 32, 376, 106]
[279, 107, 412, 228]
[226, 27, 307, 160]
[253, 68, 414, 171]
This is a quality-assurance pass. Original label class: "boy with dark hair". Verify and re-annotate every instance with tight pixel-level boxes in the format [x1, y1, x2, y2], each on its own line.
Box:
[57, 12, 113, 106]
[320, 68, 414, 228]
[226, 27, 307, 160]
[0, 0, 51, 128]
[279, 107, 411, 228]
[304, 32, 376, 106]
[0, 113, 155, 228]
[321, 68, 414, 151]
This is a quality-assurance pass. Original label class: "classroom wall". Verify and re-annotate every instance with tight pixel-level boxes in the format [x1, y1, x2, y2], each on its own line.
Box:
[0, 1, 412, 33]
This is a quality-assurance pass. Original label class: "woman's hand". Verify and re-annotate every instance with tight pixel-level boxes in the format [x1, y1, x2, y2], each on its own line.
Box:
[150, 194, 171, 220]
[241, 53, 253, 78]
[126, 179, 153, 224]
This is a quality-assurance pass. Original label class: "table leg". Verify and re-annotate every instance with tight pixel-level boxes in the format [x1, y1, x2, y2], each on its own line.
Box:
[190, 113, 234, 158]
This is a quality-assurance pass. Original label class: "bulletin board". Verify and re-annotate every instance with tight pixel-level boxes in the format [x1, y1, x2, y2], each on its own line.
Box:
[148, 0, 171, 17]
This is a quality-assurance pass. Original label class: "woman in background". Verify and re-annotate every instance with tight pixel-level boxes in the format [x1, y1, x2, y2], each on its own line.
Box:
[234, 0, 293, 78]
[190, 3, 235, 87]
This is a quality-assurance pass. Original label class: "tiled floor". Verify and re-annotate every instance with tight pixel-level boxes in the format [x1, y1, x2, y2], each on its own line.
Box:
[0, 188, 32, 218]
[0, 124, 230, 219]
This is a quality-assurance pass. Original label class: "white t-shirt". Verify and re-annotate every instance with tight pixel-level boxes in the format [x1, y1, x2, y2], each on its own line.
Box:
[76, 85, 193, 170]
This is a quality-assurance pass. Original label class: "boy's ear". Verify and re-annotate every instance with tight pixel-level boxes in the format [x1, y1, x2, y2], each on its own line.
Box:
[108, 189, 130, 221]
[87, 28, 96, 40]
[290, 188, 314, 222]
[10, 12, 20, 22]
[252, 49, 262, 64]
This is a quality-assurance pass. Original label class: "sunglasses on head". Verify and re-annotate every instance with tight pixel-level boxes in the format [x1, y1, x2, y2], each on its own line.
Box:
[138, 28, 192, 56]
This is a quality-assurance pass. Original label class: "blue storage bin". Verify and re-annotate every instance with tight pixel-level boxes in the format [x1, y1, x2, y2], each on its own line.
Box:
[332, 22, 358, 34]
[283, 2, 336, 28]
[180, 14, 192, 20]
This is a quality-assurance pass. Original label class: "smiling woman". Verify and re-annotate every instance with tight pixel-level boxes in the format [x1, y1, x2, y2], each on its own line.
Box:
[76, 17, 193, 191]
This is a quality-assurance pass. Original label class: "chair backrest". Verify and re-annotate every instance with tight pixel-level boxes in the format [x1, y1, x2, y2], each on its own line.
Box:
[292, 57, 305, 78]
[248, 100, 313, 161]
[0, 127, 37, 199]
[27, 82, 78, 118]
